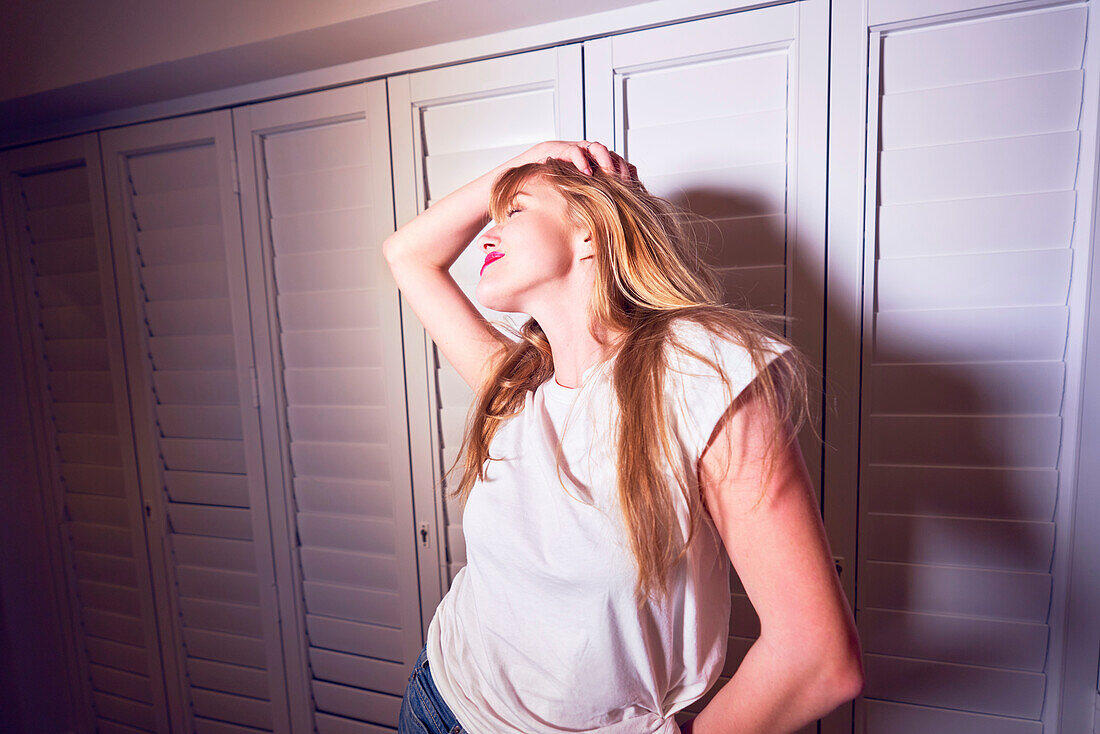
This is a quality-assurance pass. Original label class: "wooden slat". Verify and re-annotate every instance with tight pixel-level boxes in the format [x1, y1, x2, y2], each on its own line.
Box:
[289, 442, 389, 480]
[176, 566, 261, 604]
[277, 290, 378, 331]
[302, 581, 402, 627]
[270, 207, 373, 256]
[628, 108, 785, 178]
[305, 616, 403, 662]
[882, 69, 1082, 149]
[267, 164, 372, 216]
[283, 368, 382, 405]
[182, 629, 267, 668]
[878, 190, 1075, 258]
[153, 370, 239, 405]
[136, 223, 224, 266]
[287, 406, 387, 443]
[128, 145, 220, 193]
[863, 654, 1045, 719]
[190, 687, 274, 730]
[880, 131, 1079, 204]
[311, 680, 399, 727]
[860, 607, 1048, 670]
[188, 658, 271, 699]
[265, 119, 371, 176]
[881, 5, 1085, 94]
[131, 185, 221, 229]
[421, 88, 555, 155]
[180, 598, 265, 638]
[171, 535, 258, 573]
[273, 250, 376, 293]
[864, 698, 1041, 734]
[623, 50, 786, 129]
[19, 164, 90, 208]
[292, 478, 393, 517]
[298, 547, 398, 589]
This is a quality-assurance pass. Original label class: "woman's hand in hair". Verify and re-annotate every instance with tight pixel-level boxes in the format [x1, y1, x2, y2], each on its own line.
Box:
[511, 140, 637, 182]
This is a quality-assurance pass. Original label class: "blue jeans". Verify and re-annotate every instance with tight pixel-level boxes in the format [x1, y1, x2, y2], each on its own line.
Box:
[399, 644, 467, 734]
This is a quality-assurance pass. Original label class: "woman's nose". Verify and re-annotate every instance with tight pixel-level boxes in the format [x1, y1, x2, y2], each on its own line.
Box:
[480, 233, 500, 252]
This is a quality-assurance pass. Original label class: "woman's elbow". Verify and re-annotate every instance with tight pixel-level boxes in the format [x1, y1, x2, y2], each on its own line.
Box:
[828, 653, 865, 705]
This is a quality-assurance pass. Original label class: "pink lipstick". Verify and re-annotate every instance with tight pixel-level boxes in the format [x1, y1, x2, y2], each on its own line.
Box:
[481, 252, 504, 276]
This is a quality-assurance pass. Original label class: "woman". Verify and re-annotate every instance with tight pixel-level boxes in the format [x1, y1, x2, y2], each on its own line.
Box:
[383, 141, 864, 734]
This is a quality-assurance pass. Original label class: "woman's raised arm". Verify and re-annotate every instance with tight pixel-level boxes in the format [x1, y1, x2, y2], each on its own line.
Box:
[381, 141, 628, 391]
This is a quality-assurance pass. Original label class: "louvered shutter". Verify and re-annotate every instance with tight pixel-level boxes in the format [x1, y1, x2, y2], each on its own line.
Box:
[855, 5, 1088, 733]
[388, 46, 584, 592]
[583, 5, 829, 729]
[233, 81, 416, 733]
[99, 112, 291, 734]
[0, 134, 172, 733]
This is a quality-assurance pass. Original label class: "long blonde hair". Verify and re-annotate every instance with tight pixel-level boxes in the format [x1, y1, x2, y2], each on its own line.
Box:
[443, 157, 817, 608]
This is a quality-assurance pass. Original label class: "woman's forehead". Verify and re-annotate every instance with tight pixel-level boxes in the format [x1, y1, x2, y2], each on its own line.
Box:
[515, 175, 564, 203]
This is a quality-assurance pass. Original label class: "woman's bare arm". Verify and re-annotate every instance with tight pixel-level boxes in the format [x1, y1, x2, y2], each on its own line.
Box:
[689, 383, 864, 734]
[381, 141, 629, 391]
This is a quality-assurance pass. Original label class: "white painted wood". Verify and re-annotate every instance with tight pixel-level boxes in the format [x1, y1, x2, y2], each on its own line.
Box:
[846, 3, 1094, 732]
[0, 134, 171, 730]
[0, 134, 172, 733]
[388, 44, 584, 614]
[100, 111, 292, 734]
[585, 2, 830, 729]
[234, 80, 413, 733]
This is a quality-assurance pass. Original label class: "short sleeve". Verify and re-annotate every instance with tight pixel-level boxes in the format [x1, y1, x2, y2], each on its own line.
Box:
[665, 320, 791, 469]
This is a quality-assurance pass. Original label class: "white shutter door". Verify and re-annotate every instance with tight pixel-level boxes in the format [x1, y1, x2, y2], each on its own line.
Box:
[233, 81, 415, 733]
[100, 112, 291, 734]
[583, 4, 829, 730]
[388, 46, 583, 597]
[0, 135, 172, 734]
[856, 5, 1088, 733]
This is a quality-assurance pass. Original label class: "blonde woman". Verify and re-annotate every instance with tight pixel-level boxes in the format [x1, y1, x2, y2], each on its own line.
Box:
[384, 141, 863, 734]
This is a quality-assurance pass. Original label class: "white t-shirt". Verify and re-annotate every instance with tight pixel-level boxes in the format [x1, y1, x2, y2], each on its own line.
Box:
[426, 319, 791, 733]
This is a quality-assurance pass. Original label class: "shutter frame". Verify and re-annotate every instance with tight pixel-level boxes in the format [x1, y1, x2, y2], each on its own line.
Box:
[100, 110, 292, 734]
[0, 132, 174, 733]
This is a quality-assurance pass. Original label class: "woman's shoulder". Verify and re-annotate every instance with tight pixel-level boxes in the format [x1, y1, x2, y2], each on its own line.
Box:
[664, 315, 788, 367]
[659, 314, 792, 465]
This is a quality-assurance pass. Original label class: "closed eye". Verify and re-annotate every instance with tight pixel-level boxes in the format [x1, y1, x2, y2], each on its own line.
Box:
[506, 207, 522, 217]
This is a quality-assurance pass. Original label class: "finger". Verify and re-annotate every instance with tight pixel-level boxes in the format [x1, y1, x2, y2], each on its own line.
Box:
[609, 154, 631, 182]
[574, 150, 592, 175]
[614, 156, 630, 181]
[586, 142, 616, 174]
[611, 152, 631, 181]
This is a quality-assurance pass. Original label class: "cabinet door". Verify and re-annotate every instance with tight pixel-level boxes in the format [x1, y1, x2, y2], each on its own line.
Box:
[583, 3, 829, 731]
[233, 81, 415, 734]
[388, 45, 584, 602]
[839, 3, 1092, 733]
[100, 112, 291, 734]
[0, 134, 172, 734]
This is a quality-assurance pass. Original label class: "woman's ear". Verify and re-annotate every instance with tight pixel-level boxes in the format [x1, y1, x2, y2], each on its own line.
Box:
[577, 231, 596, 260]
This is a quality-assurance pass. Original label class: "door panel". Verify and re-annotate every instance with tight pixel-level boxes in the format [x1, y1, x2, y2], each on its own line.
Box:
[854, 4, 1088, 733]
[0, 134, 171, 733]
[100, 112, 291, 734]
[584, 3, 829, 729]
[234, 80, 415, 734]
[388, 45, 584, 605]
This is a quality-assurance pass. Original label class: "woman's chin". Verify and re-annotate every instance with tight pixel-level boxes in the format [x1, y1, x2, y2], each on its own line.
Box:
[475, 286, 519, 314]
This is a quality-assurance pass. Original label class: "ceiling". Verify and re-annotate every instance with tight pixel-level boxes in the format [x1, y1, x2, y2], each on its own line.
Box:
[0, 0, 654, 140]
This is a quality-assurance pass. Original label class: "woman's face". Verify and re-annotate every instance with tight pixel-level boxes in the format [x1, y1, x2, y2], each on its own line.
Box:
[474, 176, 591, 315]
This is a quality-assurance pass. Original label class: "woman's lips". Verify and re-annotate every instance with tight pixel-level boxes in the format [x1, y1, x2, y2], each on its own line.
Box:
[481, 252, 504, 276]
